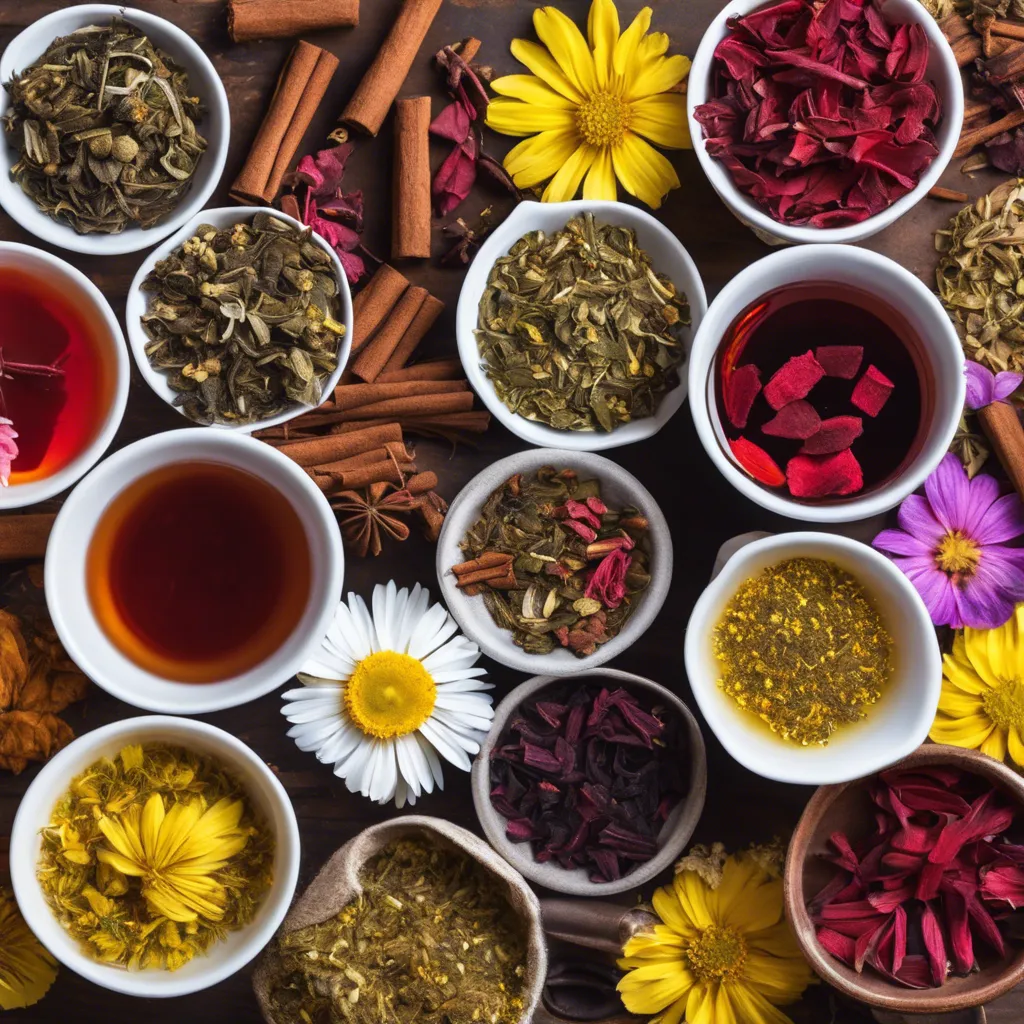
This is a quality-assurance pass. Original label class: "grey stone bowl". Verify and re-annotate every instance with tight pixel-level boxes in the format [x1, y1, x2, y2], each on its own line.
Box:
[435, 448, 672, 675]
[471, 668, 708, 897]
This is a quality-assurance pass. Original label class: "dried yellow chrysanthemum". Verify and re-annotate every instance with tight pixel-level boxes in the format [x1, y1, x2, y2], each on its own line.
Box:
[0, 887, 57, 1010]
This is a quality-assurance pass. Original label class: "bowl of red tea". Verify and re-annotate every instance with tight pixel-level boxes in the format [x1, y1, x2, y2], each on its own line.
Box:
[44, 429, 344, 714]
[687, 0, 963, 245]
[784, 745, 1024, 1013]
[0, 243, 129, 508]
[689, 244, 965, 522]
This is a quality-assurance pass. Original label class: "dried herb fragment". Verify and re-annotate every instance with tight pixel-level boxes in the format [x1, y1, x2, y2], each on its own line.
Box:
[3, 18, 207, 235]
[453, 466, 652, 656]
[489, 681, 687, 883]
[141, 212, 345, 424]
[476, 213, 689, 432]
[713, 557, 892, 745]
[332, 476, 448, 558]
[265, 837, 527, 1024]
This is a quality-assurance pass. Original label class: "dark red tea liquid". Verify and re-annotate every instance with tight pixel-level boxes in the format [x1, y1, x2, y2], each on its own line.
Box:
[0, 266, 114, 484]
[87, 462, 312, 683]
[714, 282, 927, 497]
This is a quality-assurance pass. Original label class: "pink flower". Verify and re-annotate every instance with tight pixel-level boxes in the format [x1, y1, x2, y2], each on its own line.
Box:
[964, 361, 1022, 410]
[0, 417, 18, 486]
[585, 549, 632, 609]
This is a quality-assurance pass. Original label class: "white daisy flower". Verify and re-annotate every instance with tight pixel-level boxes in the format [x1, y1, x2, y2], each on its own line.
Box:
[282, 581, 493, 808]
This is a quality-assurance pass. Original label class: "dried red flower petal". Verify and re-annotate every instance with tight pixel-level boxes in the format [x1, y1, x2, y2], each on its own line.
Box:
[816, 345, 864, 379]
[724, 363, 762, 428]
[787, 448, 863, 498]
[584, 549, 632, 610]
[851, 364, 895, 417]
[763, 351, 826, 410]
[761, 399, 821, 439]
[729, 436, 785, 487]
[800, 415, 864, 455]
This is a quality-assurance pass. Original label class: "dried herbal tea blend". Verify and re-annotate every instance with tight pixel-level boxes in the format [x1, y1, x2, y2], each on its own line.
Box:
[490, 682, 687, 883]
[141, 213, 346, 424]
[475, 213, 689, 432]
[713, 557, 893, 746]
[453, 466, 652, 656]
[811, 766, 1024, 988]
[265, 837, 527, 1024]
[38, 743, 274, 971]
[716, 282, 922, 500]
[3, 18, 207, 235]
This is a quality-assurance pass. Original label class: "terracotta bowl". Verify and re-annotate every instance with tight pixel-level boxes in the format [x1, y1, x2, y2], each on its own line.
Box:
[784, 744, 1024, 1013]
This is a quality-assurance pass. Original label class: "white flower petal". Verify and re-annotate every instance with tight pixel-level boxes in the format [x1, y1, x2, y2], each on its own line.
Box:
[282, 683, 340, 701]
[316, 722, 361, 766]
[430, 713, 484, 753]
[407, 604, 450, 660]
[369, 741, 398, 804]
[372, 582, 394, 652]
[280, 699, 341, 724]
[397, 732, 433, 796]
[396, 584, 431, 652]
[288, 718, 343, 751]
[416, 732, 446, 790]
[419, 719, 472, 771]
[435, 676, 493, 691]
[434, 694, 495, 718]
[341, 741, 373, 794]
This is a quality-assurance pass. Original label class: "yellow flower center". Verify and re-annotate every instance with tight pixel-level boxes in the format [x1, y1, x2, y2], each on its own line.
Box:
[575, 92, 631, 147]
[684, 925, 748, 983]
[982, 677, 1024, 734]
[344, 651, 437, 739]
[935, 530, 981, 578]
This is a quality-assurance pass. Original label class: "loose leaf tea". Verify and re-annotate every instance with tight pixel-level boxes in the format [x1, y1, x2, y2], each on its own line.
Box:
[489, 682, 687, 883]
[812, 766, 1024, 988]
[38, 743, 273, 971]
[453, 466, 652, 656]
[265, 837, 527, 1024]
[713, 557, 893, 745]
[3, 18, 207, 235]
[141, 213, 346, 424]
[476, 213, 689, 432]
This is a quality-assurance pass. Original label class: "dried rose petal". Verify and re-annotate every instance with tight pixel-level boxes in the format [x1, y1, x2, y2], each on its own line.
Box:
[763, 351, 826, 410]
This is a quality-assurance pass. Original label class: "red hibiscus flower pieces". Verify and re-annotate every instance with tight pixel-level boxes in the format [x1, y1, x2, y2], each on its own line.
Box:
[787, 448, 863, 498]
[816, 345, 864, 379]
[800, 415, 864, 455]
[729, 437, 786, 487]
[762, 399, 821, 439]
[852, 364, 895, 417]
[763, 351, 826, 409]
[724, 363, 763, 428]
[584, 549, 632, 610]
[693, 0, 941, 227]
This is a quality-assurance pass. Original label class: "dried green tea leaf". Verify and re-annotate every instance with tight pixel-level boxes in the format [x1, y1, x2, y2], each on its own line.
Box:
[475, 213, 689, 432]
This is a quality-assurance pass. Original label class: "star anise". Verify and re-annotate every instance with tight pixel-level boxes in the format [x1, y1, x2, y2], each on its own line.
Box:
[331, 483, 418, 557]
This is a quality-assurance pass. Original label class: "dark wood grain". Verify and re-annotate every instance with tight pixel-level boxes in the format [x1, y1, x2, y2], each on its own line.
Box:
[0, 1, 1018, 1022]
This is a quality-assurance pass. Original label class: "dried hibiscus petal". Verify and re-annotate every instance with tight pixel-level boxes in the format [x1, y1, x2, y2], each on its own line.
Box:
[851, 364, 895, 417]
[729, 437, 785, 488]
[816, 345, 864, 379]
[800, 415, 864, 455]
[724, 363, 762, 428]
[761, 399, 821, 439]
[787, 449, 863, 498]
[763, 351, 826, 409]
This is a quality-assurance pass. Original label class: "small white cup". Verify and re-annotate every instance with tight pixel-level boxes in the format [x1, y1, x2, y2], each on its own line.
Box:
[688, 244, 965, 523]
[684, 532, 942, 785]
[45, 429, 344, 714]
[9, 716, 301, 998]
[686, 0, 963, 245]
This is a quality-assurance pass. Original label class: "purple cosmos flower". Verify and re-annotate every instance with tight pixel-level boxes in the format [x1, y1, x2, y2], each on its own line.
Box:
[873, 453, 1024, 629]
[965, 361, 1022, 411]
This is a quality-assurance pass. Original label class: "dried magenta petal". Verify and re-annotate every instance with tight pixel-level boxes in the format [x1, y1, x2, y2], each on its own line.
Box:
[800, 415, 864, 455]
[851, 364, 895, 417]
[816, 345, 864, 379]
[724, 363, 762, 428]
[787, 448, 864, 498]
[763, 351, 826, 409]
[761, 399, 821, 439]
[729, 436, 785, 487]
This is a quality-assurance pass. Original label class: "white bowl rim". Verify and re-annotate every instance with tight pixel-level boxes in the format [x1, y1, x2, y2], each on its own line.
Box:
[455, 198, 708, 451]
[435, 448, 674, 675]
[8, 715, 301, 997]
[0, 4, 230, 256]
[44, 427, 344, 714]
[686, 0, 965, 244]
[684, 531, 943, 784]
[471, 667, 708, 895]
[687, 243, 966, 523]
[126, 206, 354, 433]
[0, 241, 129, 508]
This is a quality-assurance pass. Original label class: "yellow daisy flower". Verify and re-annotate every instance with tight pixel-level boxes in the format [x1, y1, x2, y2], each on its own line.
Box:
[930, 603, 1024, 764]
[0, 887, 57, 1010]
[617, 847, 813, 1024]
[486, 0, 691, 209]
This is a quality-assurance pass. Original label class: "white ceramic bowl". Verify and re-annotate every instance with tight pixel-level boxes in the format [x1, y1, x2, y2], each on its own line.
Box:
[455, 199, 707, 451]
[436, 448, 672, 674]
[0, 5, 230, 255]
[9, 716, 300, 998]
[45, 429, 344, 714]
[472, 669, 708, 896]
[126, 207, 354, 433]
[684, 532, 942, 785]
[688, 244, 965, 523]
[687, 0, 963, 245]
[0, 242, 129, 509]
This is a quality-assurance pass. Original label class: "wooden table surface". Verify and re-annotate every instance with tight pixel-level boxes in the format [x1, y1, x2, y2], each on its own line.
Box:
[0, 1, 1019, 1022]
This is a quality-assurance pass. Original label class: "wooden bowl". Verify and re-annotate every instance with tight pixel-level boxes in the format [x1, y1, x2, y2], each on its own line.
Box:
[784, 744, 1024, 1013]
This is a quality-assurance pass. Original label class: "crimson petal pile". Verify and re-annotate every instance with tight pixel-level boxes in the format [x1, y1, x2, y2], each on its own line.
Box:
[810, 766, 1024, 988]
[694, 0, 942, 228]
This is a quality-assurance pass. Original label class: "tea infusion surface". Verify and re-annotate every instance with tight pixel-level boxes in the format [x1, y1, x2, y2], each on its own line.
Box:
[87, 462, 311, 682]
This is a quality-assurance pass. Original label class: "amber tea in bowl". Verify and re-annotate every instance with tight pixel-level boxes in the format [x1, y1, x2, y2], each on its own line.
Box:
[45, 429, 343, 714]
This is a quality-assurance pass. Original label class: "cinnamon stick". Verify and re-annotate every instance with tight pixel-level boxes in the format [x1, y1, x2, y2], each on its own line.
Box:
[0, 513, 55, 561]
[991, 20, 1024, 42]
[405, 471, 438, 495]
[457, 38, 482, 64]
[230, 42, 339, 204]
[955, 109, 1024, 157]
[398, 410, 492, 434]
[323, 460, 417, 489]
[340, 391, 475, 420]
[456, 563, 516, 587]
[939, 12, 973, 43]
[228, 0, 359, 41]
[351, 286, 428, 381]
[276, 422, 402, 466]
[377, 358, 462, 383]
[452, 551, 512, 575]
[333, 379, 467, 411]
[341, 0, 444, 136]
[928, 186, 970, 202]
[314, 442, 414, 473]
[350, 264, 409, 353]
[979, 401, 1024, 501]
[951, 35, 983, 67]
[379, 293, 445, 375]
[393, 97, 432, 260]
